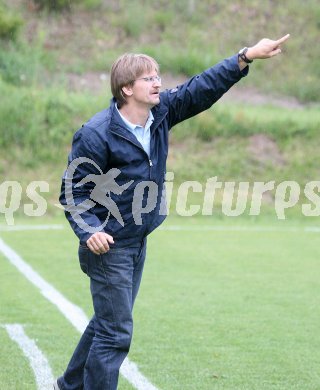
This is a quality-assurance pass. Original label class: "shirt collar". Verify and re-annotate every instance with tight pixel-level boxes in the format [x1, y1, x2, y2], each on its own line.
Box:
[116, 104, 154, 130]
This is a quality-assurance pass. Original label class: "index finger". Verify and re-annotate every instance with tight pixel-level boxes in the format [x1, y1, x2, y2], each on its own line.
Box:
[276, 33, 290, 45]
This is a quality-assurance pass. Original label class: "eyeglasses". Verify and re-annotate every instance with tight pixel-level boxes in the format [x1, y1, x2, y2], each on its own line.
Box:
[135, 75, 161, 83]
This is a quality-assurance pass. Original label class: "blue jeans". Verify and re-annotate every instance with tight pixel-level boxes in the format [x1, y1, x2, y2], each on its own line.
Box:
[58, 238, 147, 390]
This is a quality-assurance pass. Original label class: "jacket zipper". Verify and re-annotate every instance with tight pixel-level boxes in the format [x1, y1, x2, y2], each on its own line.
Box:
[110, 130, 154, 232]
[109, 111, 167, 235]
[110, 130, 153, 179]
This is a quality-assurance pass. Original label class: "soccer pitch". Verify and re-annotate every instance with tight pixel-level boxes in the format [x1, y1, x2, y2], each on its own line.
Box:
[0, 216, 319, 389]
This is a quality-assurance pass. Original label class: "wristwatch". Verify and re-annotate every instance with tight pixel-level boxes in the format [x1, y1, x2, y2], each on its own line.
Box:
[238, 47, 253, 64]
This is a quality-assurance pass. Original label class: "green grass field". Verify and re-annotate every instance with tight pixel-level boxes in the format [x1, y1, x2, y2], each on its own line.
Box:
[0, 215, 320, 389]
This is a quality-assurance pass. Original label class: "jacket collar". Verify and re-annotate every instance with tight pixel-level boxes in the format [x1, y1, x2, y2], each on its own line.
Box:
[108, 99, 140, 146]
[109, 98, 167, 138]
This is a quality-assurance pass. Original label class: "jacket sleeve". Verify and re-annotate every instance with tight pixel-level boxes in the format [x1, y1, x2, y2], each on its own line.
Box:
[162, 54, 249, 128]
[59, 126, 108, 244]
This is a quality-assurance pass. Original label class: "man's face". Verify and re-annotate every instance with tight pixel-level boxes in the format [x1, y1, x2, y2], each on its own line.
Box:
[129, 70, 162, 108]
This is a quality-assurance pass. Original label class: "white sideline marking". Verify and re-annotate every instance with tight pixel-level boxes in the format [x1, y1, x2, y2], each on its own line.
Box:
[0, 238, 88, 333]
[0, 224, 64, 231]
[0, 237, 159, 390]
[159, 225, 320, 233]
[3, 324, 54, 390]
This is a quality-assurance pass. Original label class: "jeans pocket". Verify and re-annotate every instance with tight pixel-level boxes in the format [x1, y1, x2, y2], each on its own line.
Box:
[78, 245, 90, 275]
[100, 248, 133, 286]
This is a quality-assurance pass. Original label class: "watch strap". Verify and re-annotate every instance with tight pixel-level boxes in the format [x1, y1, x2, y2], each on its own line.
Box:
[239, 47, 253, 64]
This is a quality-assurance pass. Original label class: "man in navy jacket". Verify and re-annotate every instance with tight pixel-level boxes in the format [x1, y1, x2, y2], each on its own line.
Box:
[56, 34, 290, 390]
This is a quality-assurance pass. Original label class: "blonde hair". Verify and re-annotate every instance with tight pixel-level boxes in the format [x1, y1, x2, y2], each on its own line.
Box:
[110, 53, 159, 108]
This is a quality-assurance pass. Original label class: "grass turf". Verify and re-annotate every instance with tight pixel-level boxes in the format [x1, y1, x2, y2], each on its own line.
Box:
[0, 215, 319, 389]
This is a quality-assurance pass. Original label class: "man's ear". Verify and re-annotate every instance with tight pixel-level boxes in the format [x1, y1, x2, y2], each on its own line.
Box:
[122, 85, 133, 97]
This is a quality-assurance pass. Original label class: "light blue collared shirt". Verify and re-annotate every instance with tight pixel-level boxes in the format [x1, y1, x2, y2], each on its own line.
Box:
[116, 105, 154, 157]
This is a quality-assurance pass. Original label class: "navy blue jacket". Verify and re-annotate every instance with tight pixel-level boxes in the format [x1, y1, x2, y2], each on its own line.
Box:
[59, 54, 248, 246]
